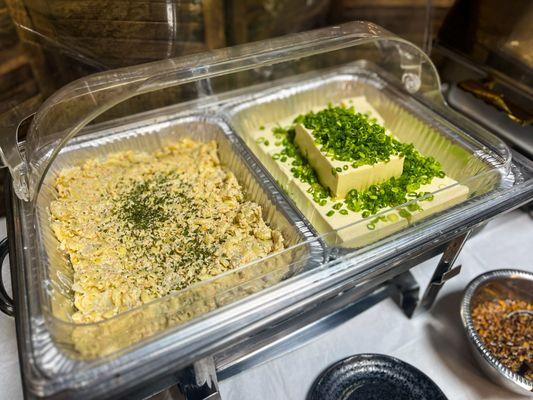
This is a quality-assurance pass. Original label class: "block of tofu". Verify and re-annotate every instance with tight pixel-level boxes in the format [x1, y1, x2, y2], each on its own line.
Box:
[334, 209, 408, 248]
[294, 123, 404, 198]
[408, 176, 469, 223]
[285, 176, 408, 248]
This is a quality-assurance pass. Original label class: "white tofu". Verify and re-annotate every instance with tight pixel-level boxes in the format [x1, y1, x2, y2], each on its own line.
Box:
[408, 176, 469, 223]
[285, 174, 407, 248]
[294, 123, 404, 198]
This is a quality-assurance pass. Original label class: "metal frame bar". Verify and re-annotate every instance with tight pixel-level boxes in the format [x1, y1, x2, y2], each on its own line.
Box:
[177, 234, 471, 399]
[417, 231, 470, 313]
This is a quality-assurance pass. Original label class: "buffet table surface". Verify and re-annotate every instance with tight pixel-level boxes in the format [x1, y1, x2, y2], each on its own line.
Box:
[1, 209, 532, 400]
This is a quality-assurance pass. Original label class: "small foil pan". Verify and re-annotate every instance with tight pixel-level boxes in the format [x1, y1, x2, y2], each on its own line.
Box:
[461, 269, 533, 395]
[34, 113, 323, 357]
[223, 64, 502, 251]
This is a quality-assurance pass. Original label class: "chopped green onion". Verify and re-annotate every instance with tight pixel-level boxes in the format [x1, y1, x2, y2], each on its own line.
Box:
[300, 105, 401, 165]
[387, 213, 399, 222]
[399, 209, 411, 218]
[265, 106, 446, 221]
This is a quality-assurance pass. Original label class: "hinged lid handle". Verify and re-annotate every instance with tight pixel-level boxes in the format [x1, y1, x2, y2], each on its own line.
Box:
[0, 104, 38, 201]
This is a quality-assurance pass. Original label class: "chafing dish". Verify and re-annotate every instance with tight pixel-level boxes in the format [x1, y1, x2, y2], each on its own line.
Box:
[0, 21, 532, 399]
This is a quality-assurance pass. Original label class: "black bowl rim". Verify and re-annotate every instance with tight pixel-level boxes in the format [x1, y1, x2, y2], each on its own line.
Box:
[307, 353, 447, 400]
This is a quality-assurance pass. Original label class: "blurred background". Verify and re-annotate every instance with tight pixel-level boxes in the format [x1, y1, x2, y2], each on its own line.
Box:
[0, 0, 454, 105]
[1, 0, 531, 112]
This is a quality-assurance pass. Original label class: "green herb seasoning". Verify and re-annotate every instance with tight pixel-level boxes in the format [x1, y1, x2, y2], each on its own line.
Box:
[333, 202, 343, 210]
[296, 105, 402, 166]
[344, 143, 443, 217]
[113, 173, 177, 230]
[256, 136, 269, 146]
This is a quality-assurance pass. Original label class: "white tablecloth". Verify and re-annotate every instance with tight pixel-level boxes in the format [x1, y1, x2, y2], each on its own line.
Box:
[1, 210, 532, 400]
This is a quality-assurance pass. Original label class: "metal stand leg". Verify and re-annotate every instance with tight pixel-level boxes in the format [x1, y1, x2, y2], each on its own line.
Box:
[390, 230, 471, 318]
[391, 271, 420, 318]
[417, 230, 471, 313]
[153, 358, 220, 400]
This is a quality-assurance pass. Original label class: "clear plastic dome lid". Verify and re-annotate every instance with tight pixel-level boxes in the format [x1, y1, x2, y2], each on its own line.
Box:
[1, 21, 454, 201]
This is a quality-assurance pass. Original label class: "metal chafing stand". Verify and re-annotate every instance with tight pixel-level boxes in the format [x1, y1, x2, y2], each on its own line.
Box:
[0, 21, 532, 399]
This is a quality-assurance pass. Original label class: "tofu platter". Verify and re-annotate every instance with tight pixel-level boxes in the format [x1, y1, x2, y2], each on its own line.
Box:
[227, 69, 480, 249]
[239, 96, 468, 247]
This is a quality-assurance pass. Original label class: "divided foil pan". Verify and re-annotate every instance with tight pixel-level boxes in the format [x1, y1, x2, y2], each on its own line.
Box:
[32, 113, 324, 361]
[20, 60, 517, 365]
[4, 23, 532, 399]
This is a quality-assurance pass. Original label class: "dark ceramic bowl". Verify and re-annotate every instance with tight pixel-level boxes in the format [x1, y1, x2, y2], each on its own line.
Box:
[307, 353, 447, 400]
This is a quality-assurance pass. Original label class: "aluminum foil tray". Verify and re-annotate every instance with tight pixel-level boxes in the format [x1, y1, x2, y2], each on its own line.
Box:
[461, 269, 533, 395]
[31, 113, 323, 361]
[224, 65, 507, 250]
